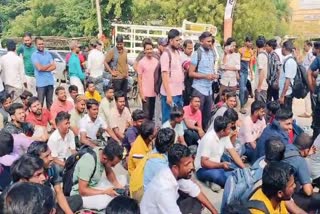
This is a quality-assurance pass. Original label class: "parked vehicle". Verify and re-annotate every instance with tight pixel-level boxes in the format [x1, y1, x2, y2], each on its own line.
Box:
[48, 50, 68, 84]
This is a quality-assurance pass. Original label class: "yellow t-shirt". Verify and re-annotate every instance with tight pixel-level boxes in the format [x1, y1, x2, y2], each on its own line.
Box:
[239, 47, 254, 62]
[250, 188, 288, 214]
[85, 90, 102, 103]
[128, 135, 152, 175]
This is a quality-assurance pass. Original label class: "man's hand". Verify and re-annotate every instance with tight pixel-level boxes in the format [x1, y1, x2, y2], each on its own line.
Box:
[166, 95, 173, 106]
[197, 128, 205, 138]
[308, 145, 317, 156]
[140, 92, 146, 102]
[104, 187, 119, 197]
[111, 70, 119, 76]
[221, 162, 231, 170]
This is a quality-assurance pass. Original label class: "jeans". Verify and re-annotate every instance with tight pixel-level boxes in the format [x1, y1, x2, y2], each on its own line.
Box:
[239, 62, 249, 108]
[37, 85, 54, 110]
[192, 88, 212, 130]
[312, 94, 320, 140]
[142, 97, 156, 121]
[241, 143, 257, 165]
[293, 191, 320, 212]
[177, 191, 202, 214]
[112, 78, 129, 107]
[56, 195, 83, 214]
[196, 167, 232, 187]
[280, 95, 293, 112]
[161, 95, 183, 124]
[267, 86, 279, 102]
[184, 129, 200, 146]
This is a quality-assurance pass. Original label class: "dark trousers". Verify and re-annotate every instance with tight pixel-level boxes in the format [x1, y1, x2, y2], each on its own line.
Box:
[293, 191, 320, 212]
[0, 165, 11, 191]
[255, 90, 267, 104]
[312, 95, 320, 140]
[267, 86, 279, 101]
[142, 97, 156, 121]
[184, 129, 200, 146]
[192, 88, 212, 131]
[177, 191, 202, 214]
[56, 194, 83, 214]
[280, 95, 293, 112]
[112, 78, 129, 107]
[36, 85, 54, 110]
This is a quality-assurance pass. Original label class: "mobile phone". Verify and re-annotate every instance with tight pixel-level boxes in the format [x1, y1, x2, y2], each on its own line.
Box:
[114, 188, 126, 195]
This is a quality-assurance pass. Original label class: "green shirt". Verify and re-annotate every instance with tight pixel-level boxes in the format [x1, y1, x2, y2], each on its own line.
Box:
[68, 53, 85, 80]
[71, 147, 104, 195]
[17, 44, 36, 77]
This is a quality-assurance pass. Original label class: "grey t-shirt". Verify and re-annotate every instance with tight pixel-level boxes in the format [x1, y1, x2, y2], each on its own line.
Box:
[307, 135, 320, 180]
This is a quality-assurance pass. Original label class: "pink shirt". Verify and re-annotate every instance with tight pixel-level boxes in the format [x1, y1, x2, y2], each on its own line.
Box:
[160, 48, 184, 96]
[50, 100, 74, 119]
[238, 116, 266, 144]
[183, 105, 202, 128]
[137, 56, 158, 97]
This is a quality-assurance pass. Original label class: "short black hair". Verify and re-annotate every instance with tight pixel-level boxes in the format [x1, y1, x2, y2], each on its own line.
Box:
[0, 92, 11, 104]
[183, 39, 193, 49]
[27, 142, 49, 157]
[7, 40, 16, 52]
[265, 136, 285, 162]
[114, 90, 125, 102]
[132, 109, 145, 121]
[143, 40, 154, 49]
[116, 35, 124, 43]
[190, 96, 200, 102]
[305, 40, 313, 47]
[0, 130, 13, 157]
[168, 29, 180, 41]
[199, 31, 213, 42]
[262, 161, 294, 198]
[34, 36, 44, 44]
[225, 91, 237, 100]
[20, 90, 33, 100]
[140, 120, 155, 140]
[256, 38, 265, 49]
[103, 140, 124, 161]
[314, 41, 320, 50]
[27, 96, 39, 108]
[55, 86, 65, 95]
[7, 103, 24, 116]
[293, 133, 313, 150]
[24, 32, 32, 38]
[267, 101, 280, 115]
[86, 80, 94, 87]
[245, 36, 252, 42]
[155, 128, 175, 153]
[221, 88, 234, 97]
[105, 196, 140, 214]
[266, 39, 277, 50]
[275, 108, 293, 121]
[283, 40, 294, 52]
[55, 111, 70, 125]
[223, 108, 238, 123]
[225, 37, 235, 46]
[170, 105, 184, 121]
[1, 182, 55, 214]
[251, 100, 266, 115]
[103, 84, 114, 93]
[86, 99, 99, 110]
[168, 144, 191, 168]
[68, 85, 78, 93]
[10, 154, 44, 182]
[214, 116, 231, 133]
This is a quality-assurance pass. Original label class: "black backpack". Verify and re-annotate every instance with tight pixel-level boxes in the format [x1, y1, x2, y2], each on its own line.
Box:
[283, 56, 309, 99]
[62, 145, 97, 196]
[267, 51, 280, 90]
[154, 49, 171, 95]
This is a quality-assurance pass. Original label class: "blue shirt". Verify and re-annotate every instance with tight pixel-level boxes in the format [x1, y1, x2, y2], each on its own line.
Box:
[143, 149, 168, 191]
[31, 50, 54, 87]
[191, 47, 215, 96]
[68, 53, 85, 80]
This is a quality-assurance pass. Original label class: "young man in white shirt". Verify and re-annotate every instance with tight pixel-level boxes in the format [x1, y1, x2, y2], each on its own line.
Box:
[140, 144, 218, 214]
[162, 106, 186, 145]
[195, 116, 245, 188]
[0, 40, 27, 103]
[255, 38, 269, 104]
[48, 111, 76, 168]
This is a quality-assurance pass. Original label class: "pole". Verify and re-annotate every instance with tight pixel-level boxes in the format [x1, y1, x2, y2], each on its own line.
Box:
[95, 0, 103, 36]
[224, 0, 237, 42]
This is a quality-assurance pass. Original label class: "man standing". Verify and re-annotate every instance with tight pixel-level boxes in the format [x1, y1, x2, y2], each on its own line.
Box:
[160, 29, 184, 123]
[189, 32, 217, 130]
[255, 38, 269, 103]
[31, 37, 56, 110]
[181, 39, 193, 105]
[0, 40, 27, 102]
[17, 32, 37, 95]
[105, 35, 129, 106]
[68, 41, 85, 94]
[50, 86, 74, 121]
[279, 41, 297, 111]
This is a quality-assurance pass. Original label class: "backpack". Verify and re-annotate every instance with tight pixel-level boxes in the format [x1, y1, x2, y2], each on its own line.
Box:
[283, 56, 309, 99]
[129, 153, 165, 202]
[267, 52, 281, 90]
[244, 200, 270, 214]
[154, 49, 171, 95]
[109, 47, 120, 70]
[62, 146, 97, 196]
[221, 157, 264, 211]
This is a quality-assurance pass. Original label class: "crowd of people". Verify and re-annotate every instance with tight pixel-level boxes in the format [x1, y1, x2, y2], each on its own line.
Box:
[0, 27, 320, 214]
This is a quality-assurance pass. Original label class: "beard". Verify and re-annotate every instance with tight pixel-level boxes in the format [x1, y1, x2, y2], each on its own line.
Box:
[34, 109, 42, 116]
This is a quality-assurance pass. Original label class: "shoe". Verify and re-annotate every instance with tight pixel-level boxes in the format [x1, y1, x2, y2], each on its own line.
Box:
[298, 113, 311, 118]
[206, 181, 221, 193]
[240, 108, 247, 114]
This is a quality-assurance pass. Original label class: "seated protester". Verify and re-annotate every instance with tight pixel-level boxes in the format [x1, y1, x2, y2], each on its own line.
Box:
[183, 96, 205, 146]
[256, 108, 303, 160]
[128, 120, 156, 175]
[307, 134, 320, 188]
[249, 161, 295, 214]
[20, 90, 33, 113]
[0, 131, 13, 190]
[0, 182, 56, 214]
[48, 112, 76, 168]
[99, 84, 116, 129]
[85, 80, 101, 103]
[79, 99, 120, 147]
[110, 91, 132, 142]
[70, 141, 126, 211]
[105, 196, 140, 214]
[68, 85, 79, 103]
[26, 96, 54, 129]
[207, 91, 237, 132]
[216, 88, 233, 108]
[123, 109, 145, 153]
[238, 101, 266, 164]
[140, 144, 218, 214]
[0, 92, 12, 125]
[195, 116, 245, 188]
[70, 95, 86, 136]
[266, 101, 280, 125]
[50, 86, 74, 126]
[27, 142, 83, 214]
[162, 106, 186, 145]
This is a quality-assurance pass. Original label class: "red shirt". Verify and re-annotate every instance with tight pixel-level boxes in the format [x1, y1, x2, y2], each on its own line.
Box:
[50, 100, 74, 119]
[26, 108, 52, 127]
[288, 130, 294, 144]
[183, 105, 202, 128]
